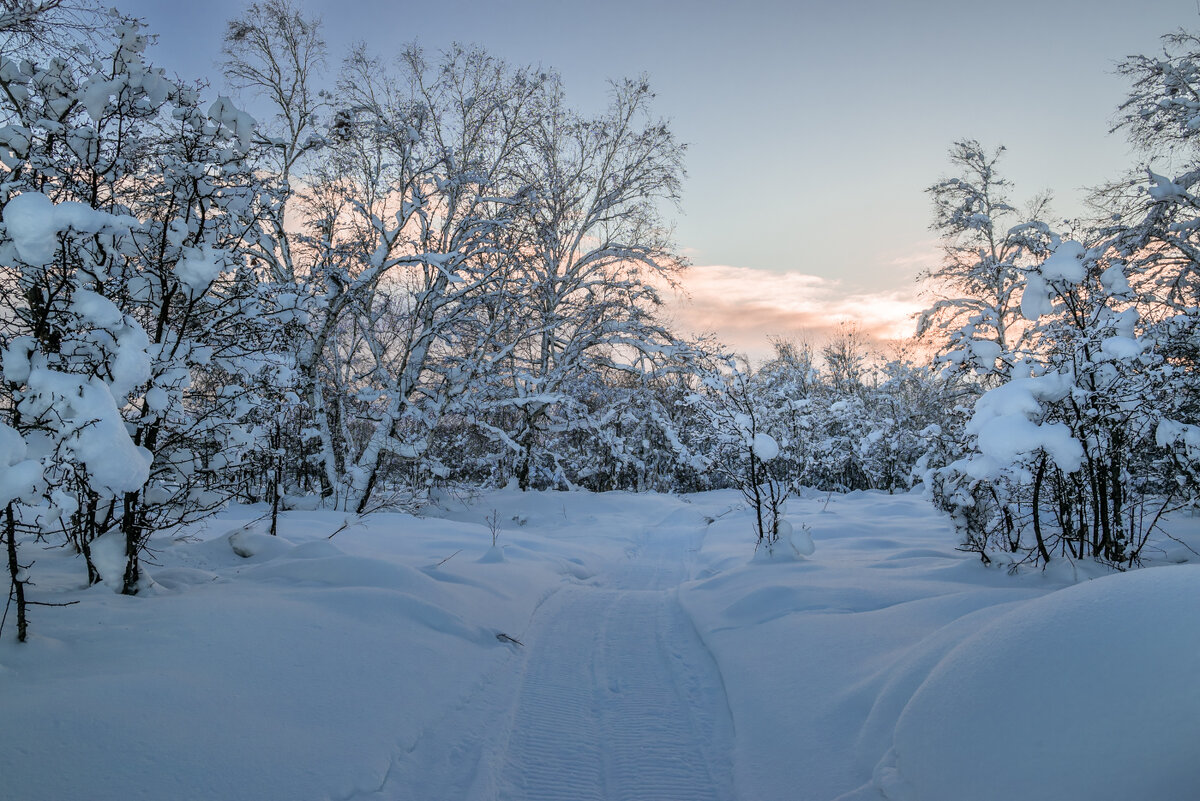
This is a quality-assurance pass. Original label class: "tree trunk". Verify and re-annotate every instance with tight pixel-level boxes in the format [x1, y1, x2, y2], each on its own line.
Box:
[515, 412, 537, 492]
[1032, 456, 1051, 565]
[120, 491, 141, 596]
[81, 493, 100, 585]
[4, 502, 28, 643]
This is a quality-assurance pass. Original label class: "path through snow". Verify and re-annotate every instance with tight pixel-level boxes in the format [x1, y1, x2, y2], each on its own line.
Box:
[386, 506, 735, 800]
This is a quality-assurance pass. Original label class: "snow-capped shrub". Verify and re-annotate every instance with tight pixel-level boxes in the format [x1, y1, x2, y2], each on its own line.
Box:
[0, 13, 284, 600]
[930, 236, 1192, 567]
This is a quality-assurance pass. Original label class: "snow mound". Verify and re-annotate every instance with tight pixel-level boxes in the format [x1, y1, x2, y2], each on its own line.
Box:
[228, 528, 294, 560]
[881, 565, 1200, 801]
[478, 544, 506, 563]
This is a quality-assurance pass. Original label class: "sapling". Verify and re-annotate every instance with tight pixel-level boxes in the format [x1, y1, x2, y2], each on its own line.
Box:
[485, 508, 502, 547]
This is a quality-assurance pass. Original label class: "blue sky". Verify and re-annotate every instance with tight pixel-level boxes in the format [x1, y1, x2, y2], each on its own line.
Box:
[119, 0, 1200, 351]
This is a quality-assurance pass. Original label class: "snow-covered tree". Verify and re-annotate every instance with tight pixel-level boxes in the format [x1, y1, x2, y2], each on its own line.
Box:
[918, 140, 1054, 384]
[294, 44, 553, 511]
[930, 235, 1177, 566]
[492, 76, 686, 490]
[0, 13, 280, 597]
[684, 351, 806, 554]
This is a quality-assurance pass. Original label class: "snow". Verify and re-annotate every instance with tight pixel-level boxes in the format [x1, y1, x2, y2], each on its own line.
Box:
[173, 245, 225, 294]
[0, 420, 25, 466]
[0, 421, 42, 505]
[965, 373, 1083, 474]
[1157, 418, 1200, 457]
[1, 335, 34, 383]
[4, 191, 64, 265]
[71, 289, 124, 329]
[752, 431, 779, 461]
[207, 95, 256, 148]
[2, 489, 1198, 800]
[965, 337, 1001, 366]
[972, 415, 1081, 475]
[1020, 273, 1053, 320]
[1040, 239, 1087, 283]
[883, 565, 1200, 801]
[1100, 262, 1131, 295]
[3, 191, 133, 265]
[22, 369, 152, 495]
[1100, 334, 1144, 360]
[1147, 169, 1188, 202]
[79, 76, 120, 121]
[779, 518, 815, 556]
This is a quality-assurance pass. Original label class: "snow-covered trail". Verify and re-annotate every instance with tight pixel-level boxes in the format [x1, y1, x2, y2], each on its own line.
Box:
[385, 506, 736, 800]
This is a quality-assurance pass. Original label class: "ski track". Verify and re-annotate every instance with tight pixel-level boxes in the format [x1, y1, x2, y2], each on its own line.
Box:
[386, 511, 736, 801]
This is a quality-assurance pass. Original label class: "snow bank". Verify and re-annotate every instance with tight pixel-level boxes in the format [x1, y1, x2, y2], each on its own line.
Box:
[0, 492, 617, 801]
[881, 565, 1200, 801]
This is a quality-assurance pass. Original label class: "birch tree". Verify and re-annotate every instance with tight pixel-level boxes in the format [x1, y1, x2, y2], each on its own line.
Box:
[499, 77, 686, 489]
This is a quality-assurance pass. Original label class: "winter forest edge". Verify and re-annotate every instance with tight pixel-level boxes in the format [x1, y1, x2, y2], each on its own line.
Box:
[4, 1, 1200, 798]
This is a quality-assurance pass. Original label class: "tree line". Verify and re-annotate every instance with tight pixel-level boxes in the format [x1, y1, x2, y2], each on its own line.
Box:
[4, 1, 1200, 642]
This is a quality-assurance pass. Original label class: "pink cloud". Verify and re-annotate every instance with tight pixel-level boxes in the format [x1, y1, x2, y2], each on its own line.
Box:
[660, 264, 925, 361]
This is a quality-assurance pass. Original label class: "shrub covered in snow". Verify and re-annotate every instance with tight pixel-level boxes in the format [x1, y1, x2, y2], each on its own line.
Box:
[0, 12, 284, 607]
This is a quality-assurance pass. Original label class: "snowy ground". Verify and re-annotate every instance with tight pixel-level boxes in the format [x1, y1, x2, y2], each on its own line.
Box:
[2, 488, 1199, 801]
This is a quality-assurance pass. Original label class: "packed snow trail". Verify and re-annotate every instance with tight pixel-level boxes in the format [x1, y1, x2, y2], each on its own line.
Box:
[383, 506, 736, 800]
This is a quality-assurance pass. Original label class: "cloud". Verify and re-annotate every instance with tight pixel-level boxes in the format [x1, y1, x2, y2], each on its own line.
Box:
[660, 264, 925, 360]
[885, 239, 942, 269]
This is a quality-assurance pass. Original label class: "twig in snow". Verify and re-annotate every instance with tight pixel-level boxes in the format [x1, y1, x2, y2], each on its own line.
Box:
[496, 632, 524, 646]
[435, 549, 462, 567]
[703, 503, 741, 525]
[1161, 529, 1200, 559]
[327, 515, 362, 539]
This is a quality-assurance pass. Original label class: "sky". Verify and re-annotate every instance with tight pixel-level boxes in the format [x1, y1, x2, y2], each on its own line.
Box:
[117, 0, 1200, 358]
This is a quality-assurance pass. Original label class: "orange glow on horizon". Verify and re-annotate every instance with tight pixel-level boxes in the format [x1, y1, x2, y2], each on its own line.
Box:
[661, 263, 926, 362]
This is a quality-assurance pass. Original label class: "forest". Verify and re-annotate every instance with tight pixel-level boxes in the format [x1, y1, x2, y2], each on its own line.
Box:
[4, 1, 1200, 638]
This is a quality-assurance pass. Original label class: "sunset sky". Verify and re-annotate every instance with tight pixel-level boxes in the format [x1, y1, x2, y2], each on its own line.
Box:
[120, 0, 1198, 358]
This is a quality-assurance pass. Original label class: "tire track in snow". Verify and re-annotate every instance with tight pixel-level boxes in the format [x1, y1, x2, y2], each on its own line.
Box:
[497, 514, 734, 801]
[379, 509, 735, 801]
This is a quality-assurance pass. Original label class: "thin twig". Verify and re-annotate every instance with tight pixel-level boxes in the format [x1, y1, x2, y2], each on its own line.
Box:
[435, 549, 462, 567]
[326, 516, 359, 539]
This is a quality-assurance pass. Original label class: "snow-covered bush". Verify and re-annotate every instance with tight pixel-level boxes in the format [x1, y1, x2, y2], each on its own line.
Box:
[930, 231, 1195, 567]
[0, 13, 282, 598]
[685, 353, 795, 552]
[924, 26, 1200, 568]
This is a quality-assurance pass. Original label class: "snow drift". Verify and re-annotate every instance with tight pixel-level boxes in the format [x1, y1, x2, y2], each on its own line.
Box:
[877, 564, 1200, 801]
